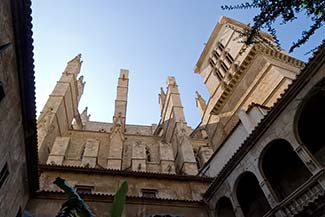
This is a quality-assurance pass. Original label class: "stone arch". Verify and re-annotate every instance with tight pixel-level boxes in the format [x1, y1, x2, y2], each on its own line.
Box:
[215, 197, 236, 217]
[295, 78, 325, 166]
[235, 172, 270, 217]
[260, 139, 312, 201]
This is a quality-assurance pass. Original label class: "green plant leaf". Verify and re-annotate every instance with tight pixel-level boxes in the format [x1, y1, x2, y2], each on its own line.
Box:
[54, 177, 94, 217]
[110, 181, 128, 217]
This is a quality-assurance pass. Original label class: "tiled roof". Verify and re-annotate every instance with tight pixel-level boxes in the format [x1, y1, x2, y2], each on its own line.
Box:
[39, 164, 213, 182]
[11, 0, 39, 194]
[36, 190, 206, 204]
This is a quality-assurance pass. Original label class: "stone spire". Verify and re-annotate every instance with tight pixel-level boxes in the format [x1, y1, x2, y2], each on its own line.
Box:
[64, 53, 82, 75]
[107, 69, 129, 170]
[113, 69, 129, 126]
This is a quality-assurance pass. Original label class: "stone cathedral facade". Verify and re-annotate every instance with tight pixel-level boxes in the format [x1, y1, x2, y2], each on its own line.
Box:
[1, 1, 325, 216]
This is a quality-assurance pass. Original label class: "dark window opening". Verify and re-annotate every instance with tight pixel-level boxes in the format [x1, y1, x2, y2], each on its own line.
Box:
[213, 50, 220, 59]
[209, 58, 216, 67]
[225, 52, 234, 64]
[80, 146, 85, 160]
[75, 185, 94, 194]
[214, 69, 224, 81]
[236, 172, 270, 217]
[141, 188, 158, 198]
[261, 139, 311, 201]
[0, 162, 9, 189]
[297, 79, 325, 166]
[218, 42, 225, 50]
[194, 149, 201, 169]
[145, 147, 151, 162]
[221, 62, 229, 72]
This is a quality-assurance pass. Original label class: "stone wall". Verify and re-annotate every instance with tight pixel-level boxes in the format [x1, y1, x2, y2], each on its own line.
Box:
[0, 0, 30, 216]
[38, 170, 210, 201]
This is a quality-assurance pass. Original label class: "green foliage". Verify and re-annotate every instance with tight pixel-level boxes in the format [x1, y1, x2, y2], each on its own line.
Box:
[54, 177, 94, 217]
[222, 0, 325, 52]
[110, 181, 128, 217]
[53, 177, 128, 217]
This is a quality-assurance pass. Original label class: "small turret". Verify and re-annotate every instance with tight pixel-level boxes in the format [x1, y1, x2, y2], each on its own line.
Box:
[195, 91, 207, 118]
[159, 87, 166, 114]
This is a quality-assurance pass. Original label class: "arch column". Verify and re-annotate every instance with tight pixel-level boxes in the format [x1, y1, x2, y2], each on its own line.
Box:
[290, 135, 322, 175]
[252, 156, 278, 207]
[259, 178, 278, 207]
[229, 192, 245, 217]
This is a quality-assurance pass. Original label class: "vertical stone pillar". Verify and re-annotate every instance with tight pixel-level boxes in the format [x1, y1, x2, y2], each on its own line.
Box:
[47, 137, 70, 165]
[159, 142, 176, 174]
[294, 145, 321, 175]
[114, 69, 129, 125]
[81, 139, 99, 168]
[108, 113, 125, 170]
[259, 179, 278, 208]
[229, 191, 245, 217]
[131, 142, 146, 172]
[38, 54, 84, 163]
[107, 70, 129, 170]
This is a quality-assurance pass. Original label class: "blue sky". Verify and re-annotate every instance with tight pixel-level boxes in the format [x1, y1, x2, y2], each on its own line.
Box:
[31, 0, 324, 128]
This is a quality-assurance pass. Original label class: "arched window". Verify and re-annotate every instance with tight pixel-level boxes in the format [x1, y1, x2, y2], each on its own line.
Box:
[261, 139, 311, 201]
[296, 79, 325, 166]
[236, 172, 270, 217]
[215, 197, 236, 217]
[145, 147, 151, 162]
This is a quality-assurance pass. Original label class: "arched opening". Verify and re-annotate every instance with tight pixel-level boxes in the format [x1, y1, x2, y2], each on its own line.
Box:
[261, 139, 312, 201]
[297, 79, 325, 166]
[236, 172, 270, 217]
[215, 197, 236, 217]
[145, 147, 151, 162]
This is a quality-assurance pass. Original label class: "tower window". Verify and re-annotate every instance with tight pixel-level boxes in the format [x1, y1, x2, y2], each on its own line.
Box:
[212, 50, 220, 59]
[218, 42, 225, 51]
[221, 62, 229, 72]
[141, 188, 158, 198]
[0, 162, 9, 190]
[209, 58, 216, 68]
[225, 52, 234, 63]
[214, 69, 224, 81]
